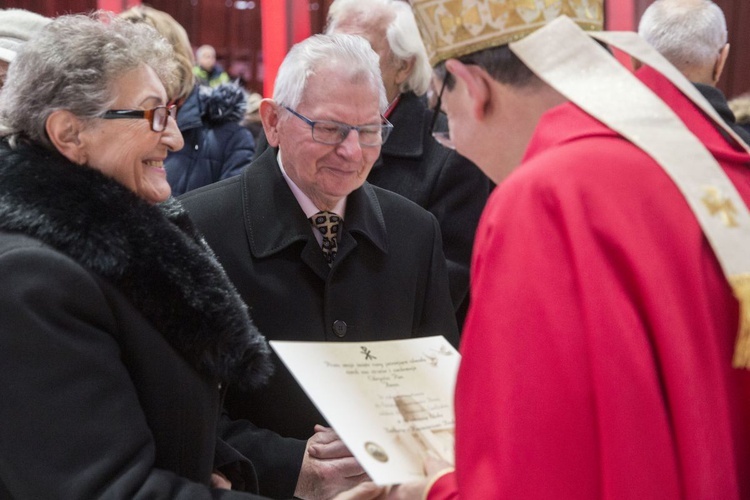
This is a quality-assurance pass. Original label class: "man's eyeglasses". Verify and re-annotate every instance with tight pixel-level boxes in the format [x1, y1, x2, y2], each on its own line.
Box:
[101, 104, 178, 132]
[428, 79, 455, 150]
[283, 105, 393, 147]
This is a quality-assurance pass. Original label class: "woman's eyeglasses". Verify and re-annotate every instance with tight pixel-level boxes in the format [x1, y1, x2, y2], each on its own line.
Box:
[101, 104, 178, 132]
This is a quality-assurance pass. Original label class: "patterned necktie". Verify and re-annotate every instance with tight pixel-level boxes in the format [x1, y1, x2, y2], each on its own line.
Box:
[309, 211, 342, 265]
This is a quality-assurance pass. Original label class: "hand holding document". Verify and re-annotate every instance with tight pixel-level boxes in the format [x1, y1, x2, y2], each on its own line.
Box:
[271, 336, 460, 486]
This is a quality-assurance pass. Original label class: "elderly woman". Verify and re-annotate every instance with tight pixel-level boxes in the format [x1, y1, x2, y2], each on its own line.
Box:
[0, 13, 385, 500]
[0, 13, 275, 498]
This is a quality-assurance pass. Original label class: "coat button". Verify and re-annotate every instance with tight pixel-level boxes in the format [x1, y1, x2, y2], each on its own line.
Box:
[332, 320, 347, 338]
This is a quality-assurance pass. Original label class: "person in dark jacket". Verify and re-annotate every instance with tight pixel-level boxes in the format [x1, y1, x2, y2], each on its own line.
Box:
[194, 44, 231, 88]
[121, 6, 255, 196]
[0, 13, 380, 500]
[167, 81, 256, 195]
[180, 33, 459, 442]
[325, 0, 490, 330]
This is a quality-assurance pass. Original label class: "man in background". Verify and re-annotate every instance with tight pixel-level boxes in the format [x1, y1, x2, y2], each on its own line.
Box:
[194, 43, 230, 87]
[638, 0, 750, 143]
[326, 0, 490, 328]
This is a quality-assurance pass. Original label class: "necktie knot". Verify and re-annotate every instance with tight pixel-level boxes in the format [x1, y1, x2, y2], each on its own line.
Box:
[309, 211, 341, 265]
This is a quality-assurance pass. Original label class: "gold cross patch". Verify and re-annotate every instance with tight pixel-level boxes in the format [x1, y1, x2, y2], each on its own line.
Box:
[702, 186, 739, 228]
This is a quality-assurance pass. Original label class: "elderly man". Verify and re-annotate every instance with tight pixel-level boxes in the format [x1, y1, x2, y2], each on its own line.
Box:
[638, 0, 750, 143]
[325, 0, 490, 328]
[181, 32, 457, 448]
[383, 0, 750, 498]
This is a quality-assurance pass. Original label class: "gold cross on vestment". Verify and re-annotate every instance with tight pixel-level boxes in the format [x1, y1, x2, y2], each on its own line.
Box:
[702, 186, 740, 228]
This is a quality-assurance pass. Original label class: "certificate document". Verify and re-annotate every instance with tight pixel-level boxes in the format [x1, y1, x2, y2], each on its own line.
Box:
[270, 336, 460, 485]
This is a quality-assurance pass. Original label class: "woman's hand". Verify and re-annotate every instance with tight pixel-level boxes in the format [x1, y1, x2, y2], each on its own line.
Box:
[210, 470, 232, 490]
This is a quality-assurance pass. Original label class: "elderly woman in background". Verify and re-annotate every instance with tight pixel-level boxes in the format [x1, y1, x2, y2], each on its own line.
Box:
[120, 5, 256, 197]
[0, 13, 276, 498]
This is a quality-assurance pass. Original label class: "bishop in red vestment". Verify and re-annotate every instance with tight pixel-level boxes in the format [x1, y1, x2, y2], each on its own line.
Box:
[426, 63, 750, 500]
[403, 1, 750, 498]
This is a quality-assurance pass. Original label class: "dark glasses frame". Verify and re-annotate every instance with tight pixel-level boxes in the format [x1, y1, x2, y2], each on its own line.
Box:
[101, 104, 178, 132]
[282, 105, 394, 147]
[428, 79, 454, 150]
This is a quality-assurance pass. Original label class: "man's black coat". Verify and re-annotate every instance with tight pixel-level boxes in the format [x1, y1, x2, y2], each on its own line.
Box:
[180, 147, 459, 440]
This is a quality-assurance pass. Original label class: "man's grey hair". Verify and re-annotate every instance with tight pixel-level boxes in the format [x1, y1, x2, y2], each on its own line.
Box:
[638, 0, 727, 71]
[0, 12, 177, 149]
[326, 0, 431, 96]
[273, 33, 387, 113]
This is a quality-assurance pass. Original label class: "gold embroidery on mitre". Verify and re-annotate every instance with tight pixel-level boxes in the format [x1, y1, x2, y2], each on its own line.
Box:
[411, 0, 604, 67]
[730, 274, 750, 368]
[702, 185, 740, 228]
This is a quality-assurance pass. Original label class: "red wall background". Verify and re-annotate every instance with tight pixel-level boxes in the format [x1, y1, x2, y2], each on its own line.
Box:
[4, 0, 750, 99]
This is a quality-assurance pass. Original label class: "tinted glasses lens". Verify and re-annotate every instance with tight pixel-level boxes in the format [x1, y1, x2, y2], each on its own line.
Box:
[312, 122, 347, 144]
[380, 123, 393, 145]
[357, 125, 385, 146]
[429, 80, 454, 149]
[152, 107, 168, 132]
[432, 130, 454, 150]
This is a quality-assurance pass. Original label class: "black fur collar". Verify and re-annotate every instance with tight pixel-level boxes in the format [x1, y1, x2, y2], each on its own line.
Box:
[0, 139, 271, 389]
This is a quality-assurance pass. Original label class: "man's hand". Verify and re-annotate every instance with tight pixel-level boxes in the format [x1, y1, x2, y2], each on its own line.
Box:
[332, 482, 387, 500]
[330, 455, 452, 500]
[294, 424, 369, 499]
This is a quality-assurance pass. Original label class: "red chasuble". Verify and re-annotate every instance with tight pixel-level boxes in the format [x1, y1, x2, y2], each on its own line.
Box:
[429, 66, 750, 499]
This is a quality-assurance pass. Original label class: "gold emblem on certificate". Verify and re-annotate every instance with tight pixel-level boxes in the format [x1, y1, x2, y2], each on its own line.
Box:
[364, 441, 389, 463]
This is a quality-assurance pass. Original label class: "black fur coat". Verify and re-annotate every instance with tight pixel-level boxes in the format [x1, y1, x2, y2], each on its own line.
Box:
[0, 138, 271, 388]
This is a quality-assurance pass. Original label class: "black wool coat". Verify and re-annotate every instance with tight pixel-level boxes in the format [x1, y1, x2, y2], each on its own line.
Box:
[0, 139, 273, 499]
[253, 92, 490, 328]
[180, 148, 459, 441]
[369, 91, 490, 327]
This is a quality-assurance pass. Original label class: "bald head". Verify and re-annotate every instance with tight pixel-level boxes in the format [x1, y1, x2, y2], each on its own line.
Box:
[638, 0, 728, 85]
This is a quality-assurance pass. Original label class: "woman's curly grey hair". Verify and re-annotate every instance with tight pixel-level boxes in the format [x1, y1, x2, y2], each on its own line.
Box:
[0, 12, 178, 149]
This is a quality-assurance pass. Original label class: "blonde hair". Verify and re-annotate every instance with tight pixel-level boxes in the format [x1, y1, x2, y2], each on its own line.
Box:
[119, 5, 195, 102]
